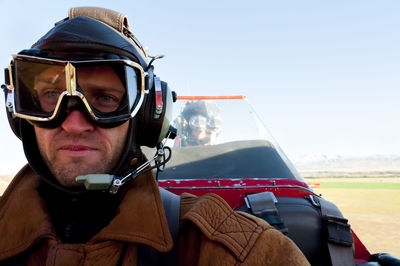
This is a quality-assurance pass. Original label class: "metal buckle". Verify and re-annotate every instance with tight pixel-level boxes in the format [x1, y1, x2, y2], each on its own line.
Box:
[307, 195, 321, 208]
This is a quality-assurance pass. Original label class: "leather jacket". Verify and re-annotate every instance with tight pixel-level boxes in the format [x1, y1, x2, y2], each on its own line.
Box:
[0, 165, 309, 265]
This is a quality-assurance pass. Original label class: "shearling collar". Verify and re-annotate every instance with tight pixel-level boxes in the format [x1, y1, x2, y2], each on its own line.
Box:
[0, 165, 173, 260]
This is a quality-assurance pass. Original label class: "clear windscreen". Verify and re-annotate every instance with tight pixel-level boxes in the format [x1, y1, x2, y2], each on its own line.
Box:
[148, 97, 303, 181]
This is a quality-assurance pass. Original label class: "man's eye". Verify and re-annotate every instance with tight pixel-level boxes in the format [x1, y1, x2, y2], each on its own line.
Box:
[99, 95, 117, 103]
[46, 90, 61, 99]
[39, 89, 61, 101]
[91, 93, 122, 112]
[37, 89, 62, 113]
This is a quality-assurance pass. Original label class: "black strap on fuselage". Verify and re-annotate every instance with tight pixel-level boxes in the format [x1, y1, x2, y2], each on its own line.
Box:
[137, 187, 181, 266]
[245, 192, 355, 266]
[317, 196, 355, 266]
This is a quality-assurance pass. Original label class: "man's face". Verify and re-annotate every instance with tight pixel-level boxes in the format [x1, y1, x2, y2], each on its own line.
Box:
[189, 115, 219, 146]
[34, 66, 129, 189]
[191, 127, 218, 146]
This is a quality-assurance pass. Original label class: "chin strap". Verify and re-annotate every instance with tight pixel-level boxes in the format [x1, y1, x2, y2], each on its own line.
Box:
[75, 144, 172, 194]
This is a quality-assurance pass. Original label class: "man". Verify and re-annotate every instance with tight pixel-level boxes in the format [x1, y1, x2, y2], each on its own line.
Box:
[0, 7, 310, 265]
[174, 100, 222, 147]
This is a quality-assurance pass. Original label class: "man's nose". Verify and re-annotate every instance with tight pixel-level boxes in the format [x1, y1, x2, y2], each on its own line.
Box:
[61, 110, 95, 135]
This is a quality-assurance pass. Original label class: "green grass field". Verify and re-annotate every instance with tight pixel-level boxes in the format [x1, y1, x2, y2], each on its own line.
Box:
[317, 182, 400, 189]
[307, 177, 400, 258]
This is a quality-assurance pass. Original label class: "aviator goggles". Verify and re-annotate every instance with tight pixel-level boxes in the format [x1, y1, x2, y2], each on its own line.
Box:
[188, 115, 222, 131]
[5, 55, 147, 127]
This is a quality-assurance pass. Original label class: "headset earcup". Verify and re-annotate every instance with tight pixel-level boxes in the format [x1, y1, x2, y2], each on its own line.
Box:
[136, 80, 172, 147]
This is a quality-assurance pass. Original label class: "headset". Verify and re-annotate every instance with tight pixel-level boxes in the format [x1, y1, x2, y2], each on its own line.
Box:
[136, 75, 177, 147]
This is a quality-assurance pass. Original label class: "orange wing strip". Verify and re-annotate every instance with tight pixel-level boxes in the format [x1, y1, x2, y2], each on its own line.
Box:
[177, 95, 246, 100]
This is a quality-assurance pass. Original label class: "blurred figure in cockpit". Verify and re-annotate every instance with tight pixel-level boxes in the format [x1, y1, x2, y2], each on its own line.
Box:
[174, 100, 222, 147]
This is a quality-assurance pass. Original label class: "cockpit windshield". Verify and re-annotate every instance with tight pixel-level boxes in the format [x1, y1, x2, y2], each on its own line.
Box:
[147, 96, 304, 182]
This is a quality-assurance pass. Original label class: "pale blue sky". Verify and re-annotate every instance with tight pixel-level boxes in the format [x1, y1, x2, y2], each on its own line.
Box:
[0, 1, 399, 174]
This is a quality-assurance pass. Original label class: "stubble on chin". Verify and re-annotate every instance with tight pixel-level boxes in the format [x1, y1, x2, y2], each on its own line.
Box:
[41, 155, 117, 188]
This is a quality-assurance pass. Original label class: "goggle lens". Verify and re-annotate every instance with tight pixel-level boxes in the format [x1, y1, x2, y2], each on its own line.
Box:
[14, 59, 65, 117]
[75, 64, 134, 114]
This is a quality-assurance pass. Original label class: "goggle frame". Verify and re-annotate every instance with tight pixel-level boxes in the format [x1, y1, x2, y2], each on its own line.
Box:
[5, 55, 149, 126]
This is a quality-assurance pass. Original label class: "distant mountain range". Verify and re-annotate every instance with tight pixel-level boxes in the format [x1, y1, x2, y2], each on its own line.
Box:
[292, 154, 400, 173]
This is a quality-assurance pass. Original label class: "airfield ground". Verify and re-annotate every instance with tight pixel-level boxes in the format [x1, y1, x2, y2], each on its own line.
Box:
[1, 175, 399, 258]
[306, 177, 400, 258]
